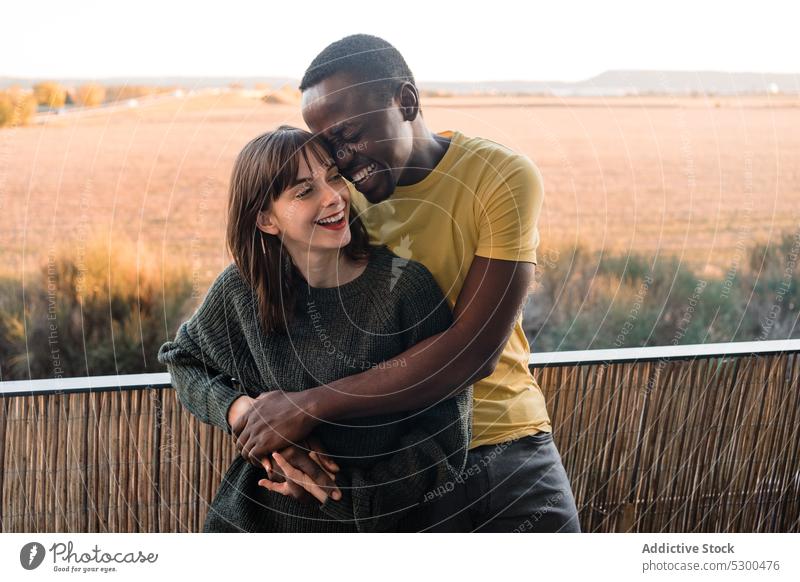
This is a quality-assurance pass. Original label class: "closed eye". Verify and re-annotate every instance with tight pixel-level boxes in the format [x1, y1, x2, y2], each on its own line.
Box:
[295, 184, 312, 198]
[338, 125, 361, 142]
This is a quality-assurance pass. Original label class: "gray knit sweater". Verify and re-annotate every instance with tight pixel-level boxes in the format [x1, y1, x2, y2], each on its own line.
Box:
[157, 245, 472, 532]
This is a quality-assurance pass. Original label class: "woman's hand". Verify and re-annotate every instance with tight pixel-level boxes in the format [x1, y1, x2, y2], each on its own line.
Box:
[261, 434, 341, 495]
[233, 390, 319, 463]
[258, 448, 342, 504]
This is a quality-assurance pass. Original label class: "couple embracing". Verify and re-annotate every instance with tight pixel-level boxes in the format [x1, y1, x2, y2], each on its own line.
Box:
[158, 34, 580, 533]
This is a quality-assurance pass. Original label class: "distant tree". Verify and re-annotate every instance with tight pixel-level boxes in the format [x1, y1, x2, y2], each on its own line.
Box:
[261, 85, 301, 105]
[74, 84, 106, 107]
[33, 81, 67, 108]
[104, 85, 173, 102]
[0, 93, 16, 127]
[0, 90, 37, 127]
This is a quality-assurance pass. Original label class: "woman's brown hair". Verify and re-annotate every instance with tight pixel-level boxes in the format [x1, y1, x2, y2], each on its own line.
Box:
[226, 126, 371, 334]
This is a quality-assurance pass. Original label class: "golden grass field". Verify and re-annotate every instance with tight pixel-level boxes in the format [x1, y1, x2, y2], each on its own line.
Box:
[2, 91, 799, 287]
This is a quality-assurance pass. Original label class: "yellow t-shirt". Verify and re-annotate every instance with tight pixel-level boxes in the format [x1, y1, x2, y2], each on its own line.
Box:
[349, 130, 551, 449]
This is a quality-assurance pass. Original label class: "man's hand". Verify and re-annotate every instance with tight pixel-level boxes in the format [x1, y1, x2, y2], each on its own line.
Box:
[227, 395, 255, 430]
[233, 391, 320, 463]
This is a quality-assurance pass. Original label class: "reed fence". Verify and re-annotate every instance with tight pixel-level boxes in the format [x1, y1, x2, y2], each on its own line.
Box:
[1, 340, 798, 532]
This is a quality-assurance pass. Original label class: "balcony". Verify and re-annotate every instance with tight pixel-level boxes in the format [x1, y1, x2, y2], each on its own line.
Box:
[1, 340, 798, 532]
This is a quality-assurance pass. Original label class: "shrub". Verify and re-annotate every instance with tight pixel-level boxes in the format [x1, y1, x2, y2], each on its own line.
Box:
[104, 85, 173, 103]
[524, 233, 799, 351]
[73, 84, 106, 107]
[736, 232, 800, 341]
[0, 90, 37, 127]
[33, 81, 67, 108]
[2, 233, 796, 380]
[261, 85, 301, 105]
[0, 239, 195, 380]
[0, 275, 25, 381]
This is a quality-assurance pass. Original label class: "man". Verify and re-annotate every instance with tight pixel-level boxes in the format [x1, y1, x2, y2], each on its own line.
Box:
[231, 34, 580, 532]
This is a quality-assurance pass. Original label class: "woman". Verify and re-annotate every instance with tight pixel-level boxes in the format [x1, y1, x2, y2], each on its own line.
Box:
[158, 126, 471, 532]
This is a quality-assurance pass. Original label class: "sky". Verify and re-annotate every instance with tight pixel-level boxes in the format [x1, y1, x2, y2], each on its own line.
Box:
[4, 0, 798, 82]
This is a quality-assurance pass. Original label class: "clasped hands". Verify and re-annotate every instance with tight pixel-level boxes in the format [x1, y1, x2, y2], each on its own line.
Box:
[229, 391, 342, 505]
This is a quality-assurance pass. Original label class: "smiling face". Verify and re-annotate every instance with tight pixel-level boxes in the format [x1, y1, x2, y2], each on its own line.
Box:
[257, 144, 352, 257]
[301, 72, 415, 204]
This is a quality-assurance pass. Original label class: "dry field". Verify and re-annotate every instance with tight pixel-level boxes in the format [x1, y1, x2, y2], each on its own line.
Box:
[2, 92, 798, 287]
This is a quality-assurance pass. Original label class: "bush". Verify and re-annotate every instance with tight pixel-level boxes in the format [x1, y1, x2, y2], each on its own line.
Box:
[0, 275, 25, 381]
[2, 232, 796, 380]
[0, 239, 195, 380]
[735, 232, 800, 341]
[261, 85, 301, 105]
[0, 89, 37, 127]
[524, 233, 799, 351]
[104, 85, 173, 103]
[33, 81, 67, 108]
[73, 83, 106, 107]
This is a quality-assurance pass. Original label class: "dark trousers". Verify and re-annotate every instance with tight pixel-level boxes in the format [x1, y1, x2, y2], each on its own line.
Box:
[424, 432, 581, 532]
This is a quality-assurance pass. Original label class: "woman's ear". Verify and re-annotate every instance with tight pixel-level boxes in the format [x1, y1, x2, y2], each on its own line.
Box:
[256, 210, 280, 236]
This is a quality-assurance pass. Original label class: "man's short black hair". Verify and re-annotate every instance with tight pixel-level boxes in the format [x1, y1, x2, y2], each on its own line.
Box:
[300, 34, 416, 103]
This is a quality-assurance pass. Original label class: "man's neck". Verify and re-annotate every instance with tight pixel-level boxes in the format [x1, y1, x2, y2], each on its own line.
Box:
[397, 127, 451, 187]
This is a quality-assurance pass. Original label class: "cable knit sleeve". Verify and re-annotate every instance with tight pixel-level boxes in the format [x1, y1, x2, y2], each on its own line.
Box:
[318, 259, 472, 531]
[157, 265, 248, 435]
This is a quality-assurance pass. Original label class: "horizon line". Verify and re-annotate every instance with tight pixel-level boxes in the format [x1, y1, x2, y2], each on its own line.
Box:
[1, 69, 800, 85]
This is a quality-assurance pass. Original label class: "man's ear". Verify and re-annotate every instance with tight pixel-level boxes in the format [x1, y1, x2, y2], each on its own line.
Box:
[256, 210, 280, 236]
[396, 82, 420, 122]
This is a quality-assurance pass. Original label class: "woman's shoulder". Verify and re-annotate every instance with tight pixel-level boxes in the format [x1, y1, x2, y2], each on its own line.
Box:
[193, 263, 253, 319]
[207, 263, 250, 296]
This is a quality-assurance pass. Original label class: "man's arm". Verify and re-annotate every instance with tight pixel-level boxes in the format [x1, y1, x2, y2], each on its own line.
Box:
[320, 257, 533, 417]
[234, 257, 534, 459]
[235, 151, 544, 459]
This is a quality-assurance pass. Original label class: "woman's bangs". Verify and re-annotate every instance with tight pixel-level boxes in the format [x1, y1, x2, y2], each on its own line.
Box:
[299, 137, 334, 175]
